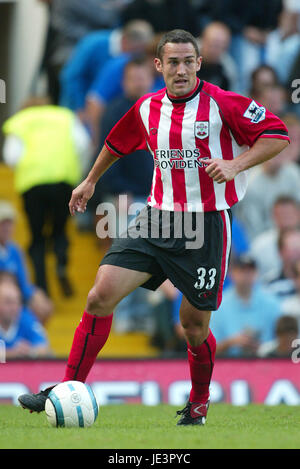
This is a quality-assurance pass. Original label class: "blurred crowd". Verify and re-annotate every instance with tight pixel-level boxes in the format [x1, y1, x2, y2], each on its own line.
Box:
[0, 0, 300, 359]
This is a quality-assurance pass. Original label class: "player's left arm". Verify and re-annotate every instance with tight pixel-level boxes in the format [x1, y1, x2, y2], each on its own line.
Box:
[199, 86, 290, 184]
[201, 137, 289, 184]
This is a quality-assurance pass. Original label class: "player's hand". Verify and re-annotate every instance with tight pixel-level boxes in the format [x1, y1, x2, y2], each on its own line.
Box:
[69, 179, 95, 216]
[200, 158, 238, 184]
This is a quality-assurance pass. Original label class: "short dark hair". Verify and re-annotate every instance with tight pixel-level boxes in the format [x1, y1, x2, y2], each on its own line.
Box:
[251, 65, 279, 84]
[0, 271, 19, 288]
[273, 195, 299, 208]
[275, 315, 298, 336]
[156, 29, 200, 61]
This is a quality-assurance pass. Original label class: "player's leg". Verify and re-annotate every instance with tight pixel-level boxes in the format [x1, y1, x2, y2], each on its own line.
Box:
[18, 264, 152, 412]
[63, 264, 152, 382]
[176, 296, 216, 426]
[179, 295, 212, 346]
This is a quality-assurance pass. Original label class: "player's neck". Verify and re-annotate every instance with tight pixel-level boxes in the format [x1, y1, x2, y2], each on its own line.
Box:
[167, 78, 201, 103]
[168, 78, 200, 99]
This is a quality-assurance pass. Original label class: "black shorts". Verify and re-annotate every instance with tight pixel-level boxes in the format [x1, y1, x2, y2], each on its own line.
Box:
[100, 206, 232, 311]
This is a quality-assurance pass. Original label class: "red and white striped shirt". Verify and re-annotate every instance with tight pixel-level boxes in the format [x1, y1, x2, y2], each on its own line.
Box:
[105, 79, 290, 212]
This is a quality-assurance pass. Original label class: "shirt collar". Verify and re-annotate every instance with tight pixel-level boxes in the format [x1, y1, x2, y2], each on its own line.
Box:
[166, 78, 203, 104]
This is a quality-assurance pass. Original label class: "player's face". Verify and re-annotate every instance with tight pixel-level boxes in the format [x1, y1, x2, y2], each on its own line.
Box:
[155, 42, 202, 97]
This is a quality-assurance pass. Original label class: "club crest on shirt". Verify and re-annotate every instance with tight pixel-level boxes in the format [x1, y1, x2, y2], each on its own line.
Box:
[194, 121, 209, 139]
[243, 100, 266, 123]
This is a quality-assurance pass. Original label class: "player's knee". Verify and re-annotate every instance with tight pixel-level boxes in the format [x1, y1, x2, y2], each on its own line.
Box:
[86, 285, 115, 316]
[181, 318, 209, 347]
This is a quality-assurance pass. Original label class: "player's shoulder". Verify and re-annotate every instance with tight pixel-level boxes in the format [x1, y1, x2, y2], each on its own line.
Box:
[201, 80, 246, 103]
[201, 80, 257, 124]
[131, 88, 167, 118]
[135, 87, 167, 109]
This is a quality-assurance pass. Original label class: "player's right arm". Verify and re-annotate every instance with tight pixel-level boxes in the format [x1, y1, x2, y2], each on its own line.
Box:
[69, 94, 149, 216]
[69, 145, 119, 216]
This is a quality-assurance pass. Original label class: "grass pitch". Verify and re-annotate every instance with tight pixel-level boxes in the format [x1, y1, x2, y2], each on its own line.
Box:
[1, 403, 300, 449]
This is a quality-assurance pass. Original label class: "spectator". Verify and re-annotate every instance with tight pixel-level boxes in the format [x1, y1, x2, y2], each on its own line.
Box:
[36, 0, 129, 102]
[85, 20, 154, 144]
[267, 228, 300, 298]
[213, 0, 282, 37]
[236, 153, 300, 240]
[257, 315, 299, 357]
[281, 113, 300, 164]
[249, 65, 279, 99]
[0, 201, 53, 324]
[253, 84, 288, 116]
[250, 196, 300, 280]
[210, 254, 282, 357]
[212, 0, 283, 93]
[60, 20, 155, 113]
[2, 97, 92, 297]
[265, 9, 300, 86]
[0, 275, 51, 359]
[197, 22, 239, 91]
[281, 259, 300, 321]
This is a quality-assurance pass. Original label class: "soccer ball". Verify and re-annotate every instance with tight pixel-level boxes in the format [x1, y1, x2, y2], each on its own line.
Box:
[45, 381, 99, 428]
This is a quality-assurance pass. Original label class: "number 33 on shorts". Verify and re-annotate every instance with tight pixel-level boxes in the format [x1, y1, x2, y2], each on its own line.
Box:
[194, 267, 217, 291]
